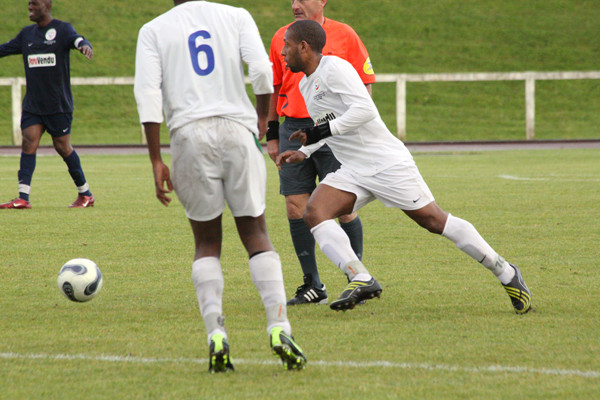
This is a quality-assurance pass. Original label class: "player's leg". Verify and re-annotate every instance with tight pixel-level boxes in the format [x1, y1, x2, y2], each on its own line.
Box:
[279, 118, 327, 305]
[0, 115, 43, 209]
[170, 118, 234, 372]
[404, 202, 531, 313]
[189, 216, 233, 373]
[284, 193, 329, 305]
[312, 147, 364, 261]
[48, 114, 94, 208]
[304, 180, 382, 310]
[368, 162, 530, 314]
[224, 118, 305, 369]
[234, 215, 305, 369]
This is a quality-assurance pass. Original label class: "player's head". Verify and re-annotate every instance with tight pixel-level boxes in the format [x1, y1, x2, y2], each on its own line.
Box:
[282, 20, 326, 73]
[291, 0, 327, 24]
[28, 0, 52, 23]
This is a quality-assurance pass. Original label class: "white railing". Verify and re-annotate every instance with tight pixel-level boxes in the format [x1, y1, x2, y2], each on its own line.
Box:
[2, 71, 600, 145]
[0, 76, 136, 145]
[376, 71, 600, 140]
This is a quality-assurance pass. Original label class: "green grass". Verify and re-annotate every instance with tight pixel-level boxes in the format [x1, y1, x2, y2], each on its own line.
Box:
[1, 149, 599, 399]
[1, 0, 599, 144]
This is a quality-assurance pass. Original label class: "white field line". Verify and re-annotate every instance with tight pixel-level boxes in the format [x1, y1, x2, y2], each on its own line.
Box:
[1, 352, 598, 379]
[498, 174, 600, 182]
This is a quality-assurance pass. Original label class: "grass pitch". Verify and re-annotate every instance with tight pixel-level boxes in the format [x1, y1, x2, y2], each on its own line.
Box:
[0, 149, 599, 399]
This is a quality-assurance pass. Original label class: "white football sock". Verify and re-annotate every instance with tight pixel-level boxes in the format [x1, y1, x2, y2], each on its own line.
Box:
[249, 251, 291, 335]
[311, 219, 360, 267]
[191, 257, 226, 344]
[311, 220, 371, 281]
[441, 214, 512, 279]
[496, 263, 516, 285]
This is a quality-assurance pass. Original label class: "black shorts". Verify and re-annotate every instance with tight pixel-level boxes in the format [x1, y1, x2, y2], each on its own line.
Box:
[21, 111, 73, 137]
[278, 117, 342, 195]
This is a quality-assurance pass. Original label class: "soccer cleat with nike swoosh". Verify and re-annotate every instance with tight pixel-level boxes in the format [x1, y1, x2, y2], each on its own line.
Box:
[0, 198, 31, 209]
[270, 326, 306, 370]
[69, 194, 94, 208]
[502, 263, 532, 314]
[330, 277, 382, 311]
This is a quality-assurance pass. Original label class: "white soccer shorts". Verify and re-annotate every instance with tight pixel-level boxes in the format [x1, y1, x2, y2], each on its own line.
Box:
[320, 162, 435, 212]
[170, 117, 266, 221]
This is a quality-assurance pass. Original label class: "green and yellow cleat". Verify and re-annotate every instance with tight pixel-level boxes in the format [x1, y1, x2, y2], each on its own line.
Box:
[270, 326, 306, 370]
[208, 333, 234, 373]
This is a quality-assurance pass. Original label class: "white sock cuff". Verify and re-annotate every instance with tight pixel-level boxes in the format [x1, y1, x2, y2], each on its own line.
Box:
[77, 182, 90, 194]
[205, 312, 227, 344]
[310, 219, 335, 236]
[249, 251, 283, 282]
[18, 184, 31, 195]
[441, 213, 457, 238]
[192, 257, 223, 285]
[342, 260, 369, 280]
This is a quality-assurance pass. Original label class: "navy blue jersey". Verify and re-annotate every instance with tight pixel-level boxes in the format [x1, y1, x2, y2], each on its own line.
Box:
[0, 19, 91, 115]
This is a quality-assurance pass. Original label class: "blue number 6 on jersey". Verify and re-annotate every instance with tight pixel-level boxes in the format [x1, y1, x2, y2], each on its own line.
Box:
[188, 30, 215, 76]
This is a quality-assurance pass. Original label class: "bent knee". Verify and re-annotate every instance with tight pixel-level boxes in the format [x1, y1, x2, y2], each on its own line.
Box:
[338, 212, 358, 224]
[303, 203, 323, 228]
[285, 195, 309, 219]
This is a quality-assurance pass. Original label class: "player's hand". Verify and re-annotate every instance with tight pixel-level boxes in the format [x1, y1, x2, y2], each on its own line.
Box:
[267, 139, 279, 163]
[289, 129, 308, 146]
[257, 119, 267, 140]
[79, 45, 93, 60]
[301, 122, 332, 145]
[152, 161, 173, 206]
[276, 150, 306, 170]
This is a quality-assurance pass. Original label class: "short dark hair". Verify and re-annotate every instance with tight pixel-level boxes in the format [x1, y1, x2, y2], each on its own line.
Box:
[287, 20, 326, 53]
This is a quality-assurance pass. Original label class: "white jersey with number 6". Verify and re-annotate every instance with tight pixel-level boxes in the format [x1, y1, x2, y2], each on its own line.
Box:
[134, 1, 273, 134]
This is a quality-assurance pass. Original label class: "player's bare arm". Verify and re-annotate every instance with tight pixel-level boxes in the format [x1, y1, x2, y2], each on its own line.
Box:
[143, 122, 173, 207]
[265, 85, 282, 162]
[256, 93, 270, 139]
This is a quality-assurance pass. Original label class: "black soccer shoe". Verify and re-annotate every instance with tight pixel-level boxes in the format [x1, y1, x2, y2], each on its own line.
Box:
[287, 274, 328, 305]
[329, 277, 382, 311]
[208, 333, 234, 373]
[502, 263, 532, 314]
[270, 327, 307, 371]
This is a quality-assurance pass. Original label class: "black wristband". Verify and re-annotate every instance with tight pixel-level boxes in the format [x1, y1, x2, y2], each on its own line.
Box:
[303, 121, 332, 145]
[266, 120, 280, 141]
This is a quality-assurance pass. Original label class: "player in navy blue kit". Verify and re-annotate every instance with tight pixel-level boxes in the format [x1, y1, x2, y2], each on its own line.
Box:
[0, 0, 94, 209]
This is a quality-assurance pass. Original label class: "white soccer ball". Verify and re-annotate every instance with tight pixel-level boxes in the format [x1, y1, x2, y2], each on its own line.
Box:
[57, 258, 103, 302]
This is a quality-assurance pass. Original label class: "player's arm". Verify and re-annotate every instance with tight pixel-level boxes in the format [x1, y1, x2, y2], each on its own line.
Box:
[65, 24, 93, 60]
[238, 8, 273, 135]
[276, 139, 323, 168]
[73, 36, 93, 59]
[326, 61, 378, 137]
[143, 122, 172, 207]
[0, 32, 23, 57]
[265, 84, 281, 162]
[256, 93, 270, 139]
[134, 26, 172, 206]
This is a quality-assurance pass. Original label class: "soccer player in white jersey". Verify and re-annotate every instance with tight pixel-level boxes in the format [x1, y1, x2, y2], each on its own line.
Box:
[277, 20, 532, 314]
[134, 0, 306, 373]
